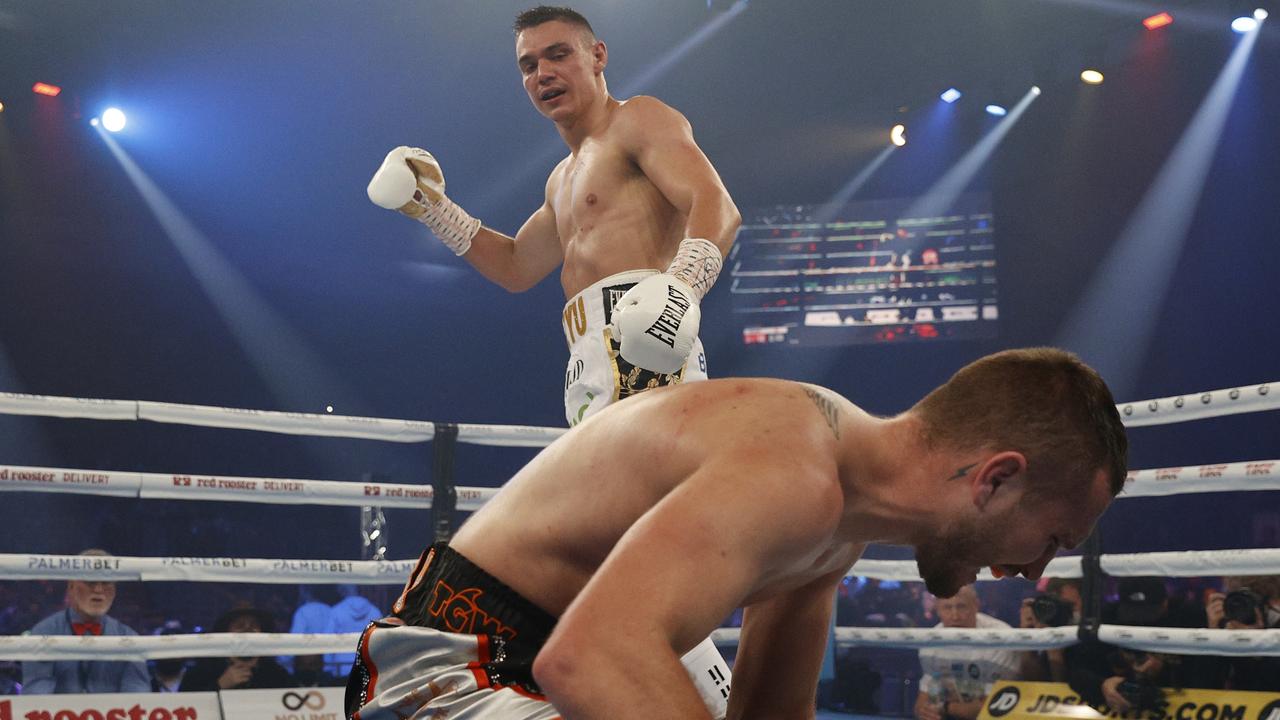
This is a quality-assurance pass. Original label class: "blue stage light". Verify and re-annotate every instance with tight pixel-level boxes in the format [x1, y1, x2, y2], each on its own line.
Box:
[940, 87, 962, 103]
[985, 104, 1007, 116]
[1231, 16, 1258, 33]
[102, 107, 127, 132]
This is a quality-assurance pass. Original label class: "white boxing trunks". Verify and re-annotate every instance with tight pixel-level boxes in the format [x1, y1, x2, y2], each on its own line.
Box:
[562, 269, 708, 426]
[349, 623, 560, 720]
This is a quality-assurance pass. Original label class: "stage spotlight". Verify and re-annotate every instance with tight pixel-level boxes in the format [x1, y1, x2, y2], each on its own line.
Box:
[90, 117, 99, 127]
[32, 82, 62, 97]
[1031, 86, 1041, 96]
[1255, 9, 1268, 20]
[890, 124, 906, 147]
[985, 104, 1007, 116]
[940, 87, 962, 103]
[102, 107, 127, 132]
[1081, 70, 1104, 84]
[1143, 12, 1173, 30]
[1231, 16, 1258, 32]
[0, 101, 5, 113]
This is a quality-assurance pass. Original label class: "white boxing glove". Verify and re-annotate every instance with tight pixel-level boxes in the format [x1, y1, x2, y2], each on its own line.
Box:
[611, 237, 724, 374]
[611, 273, 702, 374]
[367, 146, 481, 255]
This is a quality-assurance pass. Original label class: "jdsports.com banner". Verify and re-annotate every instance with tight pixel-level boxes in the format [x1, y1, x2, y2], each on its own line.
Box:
[0, 688, 344, 720]
[980, 681, 1280, 720]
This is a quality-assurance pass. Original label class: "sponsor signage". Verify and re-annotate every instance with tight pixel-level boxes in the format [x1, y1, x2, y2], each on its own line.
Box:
[216, 687, 344, 720]
[0, 692, 218, 720]
[981, 681, 1280, 720]
[0, 689, 344, 720]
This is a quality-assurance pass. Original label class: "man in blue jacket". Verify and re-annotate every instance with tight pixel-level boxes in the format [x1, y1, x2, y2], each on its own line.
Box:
[21, 549, 150, 694]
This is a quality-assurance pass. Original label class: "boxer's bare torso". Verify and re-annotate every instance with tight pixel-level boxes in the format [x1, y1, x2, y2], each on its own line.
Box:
[544, 97, 688, 298]
[451, 378, 868, 645]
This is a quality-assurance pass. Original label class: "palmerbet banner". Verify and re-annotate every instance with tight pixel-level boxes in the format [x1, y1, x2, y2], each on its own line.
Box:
[980, 681, 1280, 720]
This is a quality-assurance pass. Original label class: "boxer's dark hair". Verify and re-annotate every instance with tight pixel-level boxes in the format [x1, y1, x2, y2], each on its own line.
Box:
[912, 347, 1129, 497]
[514, 6, 596, 41]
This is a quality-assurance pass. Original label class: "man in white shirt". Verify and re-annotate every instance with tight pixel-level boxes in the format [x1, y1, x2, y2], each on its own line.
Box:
[916, 584, 1020, 720]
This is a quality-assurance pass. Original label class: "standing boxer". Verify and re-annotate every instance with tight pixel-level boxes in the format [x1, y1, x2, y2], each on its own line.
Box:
[367, 5, 740, 427]
[365, 6, 741, 714]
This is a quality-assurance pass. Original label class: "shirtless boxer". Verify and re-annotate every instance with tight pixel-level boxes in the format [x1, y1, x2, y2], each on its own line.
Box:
[366, 7, 740, 712]
[366, 5, 741, 427]
[345, 348, 1130, 719]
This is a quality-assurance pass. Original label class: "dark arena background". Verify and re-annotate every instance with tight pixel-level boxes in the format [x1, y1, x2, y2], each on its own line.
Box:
[1, 1, 1277, 717]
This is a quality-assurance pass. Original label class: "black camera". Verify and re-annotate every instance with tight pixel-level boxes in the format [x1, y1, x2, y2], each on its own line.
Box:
[1117, 680, 1164, 712]
[1032, 594, 1075, 626]
[1221, 588, 1266, 627]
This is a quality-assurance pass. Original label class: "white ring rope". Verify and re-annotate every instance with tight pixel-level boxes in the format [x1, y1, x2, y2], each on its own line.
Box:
[5, 459, 1277, 510]
[3, 625, 1277, 662]
[1, 380, 1274, 445]
[1096, 625, 1280, 657]
[0, 554, 416, 584]
[710, 626, 1280, 656]
[1116, 381, 1276, 428]
[1100, 548, 1280, 578]
[0, 632, 359, 661]
[5, 548, 1278, 584]
[0, 393, 566, 447]
[1121, 460, 1280, 497]
[0, 464, 502, 510]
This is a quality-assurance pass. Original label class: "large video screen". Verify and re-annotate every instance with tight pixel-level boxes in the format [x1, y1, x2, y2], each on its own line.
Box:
[728, 194, 998, 347]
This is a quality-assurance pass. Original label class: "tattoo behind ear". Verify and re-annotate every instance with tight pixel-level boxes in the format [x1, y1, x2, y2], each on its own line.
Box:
[946, 463, 977, 481]
[803, 388, 841, 439]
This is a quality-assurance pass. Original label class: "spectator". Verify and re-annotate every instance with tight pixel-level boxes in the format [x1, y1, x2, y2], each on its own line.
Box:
[284, 584, 339, 674]
[290, 585, 339, 635]
[292, 653, 342, 688]
[1068, 576, 1204, 711]
[179, 607, 294, 692]
[1184, 575, 1280, 691]
[0, 660, 21, 695]
[149, 620, 187, 693]
[21, 549, 150, 694]
[323, 585, 381, 676]
[914, 585, 1019, 720]
[1018, 578, 1082, 682]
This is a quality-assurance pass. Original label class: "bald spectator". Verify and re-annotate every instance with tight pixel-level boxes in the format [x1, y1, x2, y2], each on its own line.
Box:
[915, 585, 1019, 720]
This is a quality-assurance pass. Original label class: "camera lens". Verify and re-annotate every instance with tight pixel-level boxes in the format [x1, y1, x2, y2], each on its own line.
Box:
[1222, 589, 1263, 626]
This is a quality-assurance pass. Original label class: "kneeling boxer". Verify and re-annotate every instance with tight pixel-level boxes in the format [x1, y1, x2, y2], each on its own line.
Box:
[347, 349, 1130, 719]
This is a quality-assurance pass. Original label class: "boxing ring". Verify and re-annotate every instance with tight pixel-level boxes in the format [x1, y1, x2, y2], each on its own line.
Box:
[1, 379, 1278, 713]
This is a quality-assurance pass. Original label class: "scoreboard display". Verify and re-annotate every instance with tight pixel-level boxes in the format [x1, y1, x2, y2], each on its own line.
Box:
[729, 194, 998, 347]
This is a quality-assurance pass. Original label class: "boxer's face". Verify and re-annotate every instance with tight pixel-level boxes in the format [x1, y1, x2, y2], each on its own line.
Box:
[916, 468, 1111, 598]
[516, 20, 606, 122]
[67, 580, 116, 620]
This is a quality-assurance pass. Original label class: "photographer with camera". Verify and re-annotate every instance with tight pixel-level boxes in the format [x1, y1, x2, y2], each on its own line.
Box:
[1184, 575, 1280, 691]
[1067, 577, 1205, 712]
[1018, 578, 1082, 682]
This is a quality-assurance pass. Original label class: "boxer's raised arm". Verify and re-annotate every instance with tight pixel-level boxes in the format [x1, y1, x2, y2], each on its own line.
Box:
[368, 146, 564, 293]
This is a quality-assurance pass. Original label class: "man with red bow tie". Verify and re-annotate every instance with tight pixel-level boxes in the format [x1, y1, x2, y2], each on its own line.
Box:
[22, 549, 150, 694]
